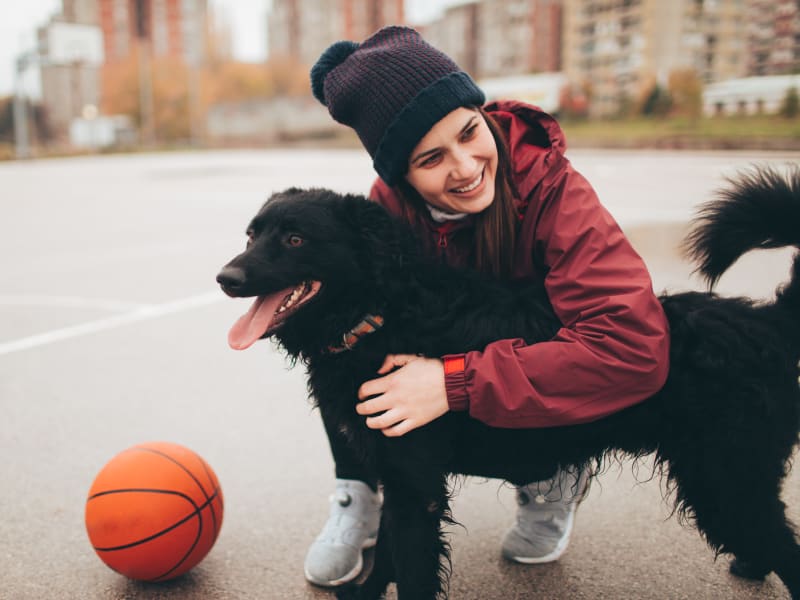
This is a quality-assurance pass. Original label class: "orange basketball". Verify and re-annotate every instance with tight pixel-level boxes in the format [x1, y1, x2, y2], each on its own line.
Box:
[85, 441, 224, 582]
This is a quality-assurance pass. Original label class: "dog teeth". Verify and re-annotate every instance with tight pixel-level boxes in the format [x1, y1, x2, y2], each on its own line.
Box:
[278, 283, 308, 313]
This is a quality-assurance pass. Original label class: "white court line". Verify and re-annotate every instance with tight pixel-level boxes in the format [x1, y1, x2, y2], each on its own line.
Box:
[0, 291, 224, 356]
[0, 294, 146, 312]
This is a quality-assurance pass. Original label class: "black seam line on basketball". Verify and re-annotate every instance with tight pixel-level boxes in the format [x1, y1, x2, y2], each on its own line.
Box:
[88, 487, 192, 502]
[90, 488, 220, 552]
[151, 484, 223, 582]
[197, 457, 222, 539]
[150, 498, 205, 582]
[131, 446, 219, 536]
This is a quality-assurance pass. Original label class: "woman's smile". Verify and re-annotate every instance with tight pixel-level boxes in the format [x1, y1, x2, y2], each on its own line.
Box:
[449, 166, 485, 195]
[406, 107, 498, 215]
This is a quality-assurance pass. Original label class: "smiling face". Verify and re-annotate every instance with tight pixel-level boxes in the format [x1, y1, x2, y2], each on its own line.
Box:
[405, 107, 498, 215]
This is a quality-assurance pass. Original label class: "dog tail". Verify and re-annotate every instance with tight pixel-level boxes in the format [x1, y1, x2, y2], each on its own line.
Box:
[684, 164, 800, 309]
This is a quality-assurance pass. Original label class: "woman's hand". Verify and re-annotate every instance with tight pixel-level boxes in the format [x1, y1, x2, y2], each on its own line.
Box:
[356, 354, 449, 437]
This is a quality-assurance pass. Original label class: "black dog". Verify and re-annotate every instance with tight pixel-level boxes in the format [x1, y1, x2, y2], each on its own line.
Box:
[217, 167, 800, 599]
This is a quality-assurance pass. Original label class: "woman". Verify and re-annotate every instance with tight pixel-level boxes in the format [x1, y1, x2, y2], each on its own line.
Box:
[304, 26, 670, 588]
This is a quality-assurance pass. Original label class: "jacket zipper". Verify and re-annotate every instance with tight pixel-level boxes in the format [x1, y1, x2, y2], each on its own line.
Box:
[435, 220, 461, 249]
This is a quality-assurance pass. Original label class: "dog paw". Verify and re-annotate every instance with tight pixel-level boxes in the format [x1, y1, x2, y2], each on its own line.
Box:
[334, 583, 387, 600]
[729, 557, 770, 580]
[334, 584, 365, 600]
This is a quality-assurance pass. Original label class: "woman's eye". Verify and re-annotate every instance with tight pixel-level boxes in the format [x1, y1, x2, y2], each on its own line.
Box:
[461, 125, 478, 141]
[420, 153, 441, 167]
[286, 234, 304, 247]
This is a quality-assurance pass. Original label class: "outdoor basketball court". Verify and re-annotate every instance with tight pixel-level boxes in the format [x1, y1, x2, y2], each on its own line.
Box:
[1, 148, 798, 599]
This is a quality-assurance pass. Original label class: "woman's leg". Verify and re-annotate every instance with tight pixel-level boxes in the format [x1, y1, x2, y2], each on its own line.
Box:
[304, 410, 382, 587]
[501, 466, 590, 564]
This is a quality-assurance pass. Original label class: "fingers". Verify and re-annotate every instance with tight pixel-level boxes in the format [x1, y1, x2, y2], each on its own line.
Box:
[377, 353, 418, 374]
[365, 410, 415, 437]
[365, 408, 403, 430]
[358, 377, 387, 401]
[381, 420, 414, 437]
[355, 394, 391, 416]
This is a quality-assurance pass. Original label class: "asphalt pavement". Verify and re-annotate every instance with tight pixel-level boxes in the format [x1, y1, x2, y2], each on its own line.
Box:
[1, 149, 799, 599]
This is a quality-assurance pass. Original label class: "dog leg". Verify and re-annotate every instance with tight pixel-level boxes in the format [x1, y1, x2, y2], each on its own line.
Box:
[382, 475, 452, 600]
[342, 474, 451, 600]
[336, 514, 396, 600]
[667, 452, 800, 599]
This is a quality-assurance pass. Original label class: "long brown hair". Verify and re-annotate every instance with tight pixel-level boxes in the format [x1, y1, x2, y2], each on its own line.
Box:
[394, 106, 518, 279]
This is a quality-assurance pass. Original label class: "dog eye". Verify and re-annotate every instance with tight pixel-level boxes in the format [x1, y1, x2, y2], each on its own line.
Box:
[246, 230, 254, 248]
[285, 234, 305, 248]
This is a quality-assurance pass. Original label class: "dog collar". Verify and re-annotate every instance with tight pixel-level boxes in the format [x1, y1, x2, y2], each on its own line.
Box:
[327, 314, 385, 354]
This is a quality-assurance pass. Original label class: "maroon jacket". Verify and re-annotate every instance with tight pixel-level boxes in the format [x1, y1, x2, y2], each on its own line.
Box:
[369, 100, 670, 428]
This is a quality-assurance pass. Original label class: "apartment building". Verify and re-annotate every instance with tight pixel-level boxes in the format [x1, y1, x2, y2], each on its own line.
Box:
[38, 0, 103, 139]
[530, 0, 564, 74]
[747, 0, 800, 75]
[423, 0, 563, 79]
[63, 0, 100, 24]
[97, 0, 207, 64]
[563, 0, 750, 116]
[268, 0, 404, 66]
[421, 1, 481, 76]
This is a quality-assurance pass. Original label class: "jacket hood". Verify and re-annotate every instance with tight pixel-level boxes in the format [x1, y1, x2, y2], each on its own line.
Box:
[484, 100, 567, 203]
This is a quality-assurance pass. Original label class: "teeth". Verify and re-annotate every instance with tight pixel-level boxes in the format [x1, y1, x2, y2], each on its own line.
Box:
[453, 171, 482, 193]
[278, 283, 308, 314]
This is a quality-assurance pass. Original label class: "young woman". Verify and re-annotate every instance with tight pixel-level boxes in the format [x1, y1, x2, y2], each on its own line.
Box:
[304, 26, 670, 588]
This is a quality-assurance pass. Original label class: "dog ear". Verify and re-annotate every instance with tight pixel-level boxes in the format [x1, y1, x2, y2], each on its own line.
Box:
[338, 193, 420, 286]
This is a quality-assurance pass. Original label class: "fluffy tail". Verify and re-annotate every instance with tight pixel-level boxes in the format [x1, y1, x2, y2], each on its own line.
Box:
[684, 164, 800, 310]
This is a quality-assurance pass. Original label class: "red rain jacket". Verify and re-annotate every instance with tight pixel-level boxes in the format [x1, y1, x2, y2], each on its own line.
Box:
[369, 100, 670, 429]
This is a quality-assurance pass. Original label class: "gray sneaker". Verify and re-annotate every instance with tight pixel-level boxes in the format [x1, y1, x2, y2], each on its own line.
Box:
[501, 468, 589, 564]
[304, 479, 382, 587]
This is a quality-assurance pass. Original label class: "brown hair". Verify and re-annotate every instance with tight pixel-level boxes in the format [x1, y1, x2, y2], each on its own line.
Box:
[394, 106, 518, 279]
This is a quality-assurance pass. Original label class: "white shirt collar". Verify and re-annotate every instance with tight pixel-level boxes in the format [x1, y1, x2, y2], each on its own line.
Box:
[425, 203, 469, 223]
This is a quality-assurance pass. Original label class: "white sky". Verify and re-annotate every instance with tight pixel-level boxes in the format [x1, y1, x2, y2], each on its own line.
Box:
[0, 0, 460, 97]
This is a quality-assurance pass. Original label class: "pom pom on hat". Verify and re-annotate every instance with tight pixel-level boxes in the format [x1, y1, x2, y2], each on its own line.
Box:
[310, 40, 359, 105]
[309, 26, 485, 185]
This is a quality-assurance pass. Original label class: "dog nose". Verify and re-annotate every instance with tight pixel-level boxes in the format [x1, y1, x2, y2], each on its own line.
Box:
[216, 266, 246, 292]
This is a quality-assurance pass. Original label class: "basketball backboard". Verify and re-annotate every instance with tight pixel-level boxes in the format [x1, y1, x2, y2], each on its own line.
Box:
[47, 22, 104, 66]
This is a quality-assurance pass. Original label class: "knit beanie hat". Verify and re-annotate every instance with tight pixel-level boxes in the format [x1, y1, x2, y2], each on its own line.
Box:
[310, 26, 485, 185]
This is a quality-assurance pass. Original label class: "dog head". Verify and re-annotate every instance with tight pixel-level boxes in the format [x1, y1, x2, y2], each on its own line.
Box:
[217, 187, 415, 353]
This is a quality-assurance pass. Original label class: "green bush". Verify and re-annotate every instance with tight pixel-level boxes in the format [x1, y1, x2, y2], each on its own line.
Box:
[781, 87, 799, 119]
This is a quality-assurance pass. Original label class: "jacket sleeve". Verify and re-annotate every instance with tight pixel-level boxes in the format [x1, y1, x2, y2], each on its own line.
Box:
[444, 163, 670, 428]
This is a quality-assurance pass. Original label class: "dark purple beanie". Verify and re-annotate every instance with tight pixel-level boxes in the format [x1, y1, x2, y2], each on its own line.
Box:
[310, 26, 485, 185]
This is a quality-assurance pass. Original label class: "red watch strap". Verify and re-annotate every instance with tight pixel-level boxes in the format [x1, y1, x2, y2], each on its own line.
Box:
[443, 356, 465, 375]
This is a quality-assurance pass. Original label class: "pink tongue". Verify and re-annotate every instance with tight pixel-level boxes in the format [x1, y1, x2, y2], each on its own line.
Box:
[228, 288, 293, 350]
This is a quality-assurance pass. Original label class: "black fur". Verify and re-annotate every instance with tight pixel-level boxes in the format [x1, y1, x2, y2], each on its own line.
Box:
[218, 166, 800, 599]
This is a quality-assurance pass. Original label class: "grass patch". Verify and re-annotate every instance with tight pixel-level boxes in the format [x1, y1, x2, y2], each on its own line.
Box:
[561, 115, 800, 150]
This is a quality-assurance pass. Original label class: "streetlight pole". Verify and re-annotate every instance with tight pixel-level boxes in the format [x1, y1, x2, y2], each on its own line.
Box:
[13, 53, 34, 159]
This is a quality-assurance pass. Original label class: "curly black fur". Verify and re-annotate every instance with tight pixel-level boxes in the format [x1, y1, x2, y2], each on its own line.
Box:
[218, 167, 800, 600]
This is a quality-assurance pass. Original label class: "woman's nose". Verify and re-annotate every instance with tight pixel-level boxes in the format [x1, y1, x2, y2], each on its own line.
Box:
[450, 148, 477, 179]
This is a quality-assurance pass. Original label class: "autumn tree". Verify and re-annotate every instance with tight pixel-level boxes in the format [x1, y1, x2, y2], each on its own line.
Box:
[102, 48, 194, 142]
[264, 56, 311, 97]
[668, 69, 703, 119]
[636, 76, 672, 117]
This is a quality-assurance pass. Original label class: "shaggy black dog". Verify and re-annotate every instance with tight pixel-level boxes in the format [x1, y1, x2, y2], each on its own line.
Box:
[217, 167, 800, 600]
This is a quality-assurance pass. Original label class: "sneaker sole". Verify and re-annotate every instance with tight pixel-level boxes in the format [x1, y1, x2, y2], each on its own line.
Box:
[304, 535, 378, 587]
[502, 507, 576, 565]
